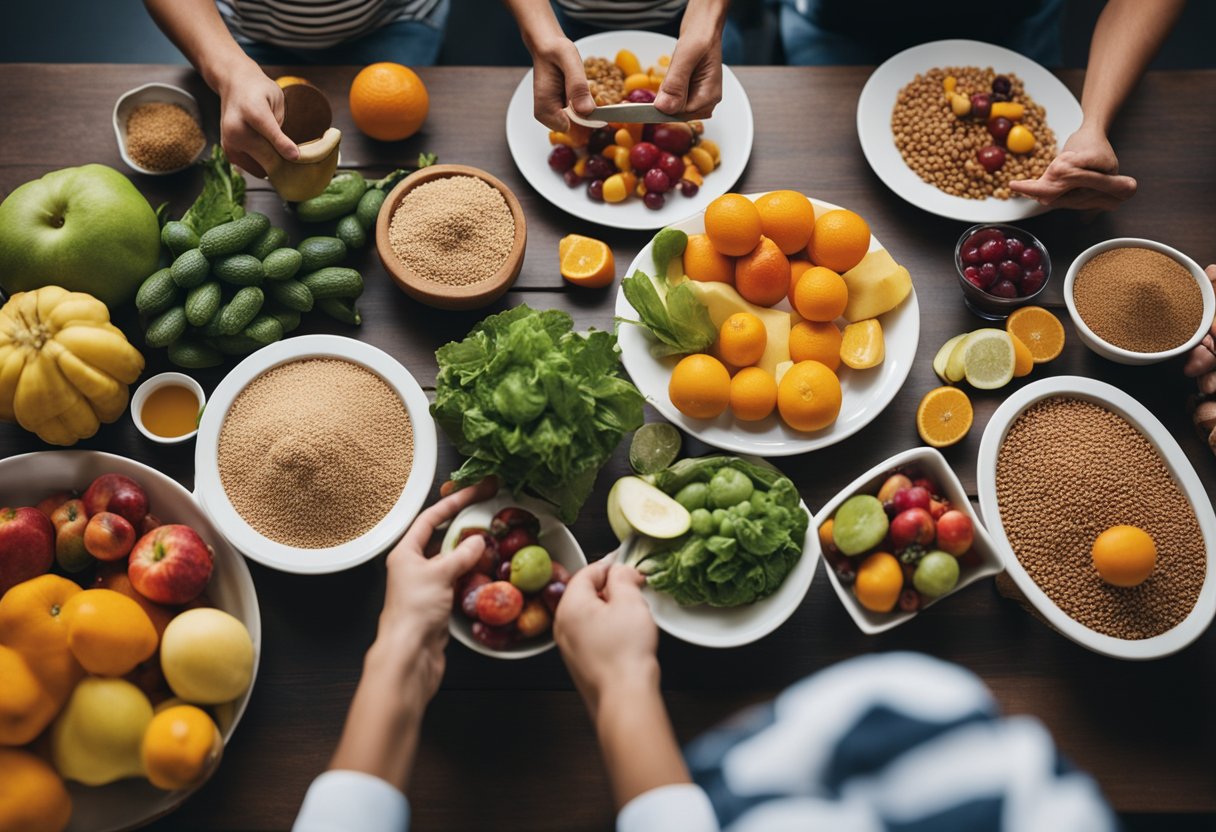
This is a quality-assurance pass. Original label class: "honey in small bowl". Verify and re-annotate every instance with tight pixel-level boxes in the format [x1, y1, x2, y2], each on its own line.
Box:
[141, 384, 201, 438]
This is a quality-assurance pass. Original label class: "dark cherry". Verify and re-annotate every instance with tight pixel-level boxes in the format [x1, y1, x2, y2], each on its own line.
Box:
[987, 117, 1013, 144]
[1004, 237, 1026, 260]
[547, 145, 575, 173]
[978, 263, 998, 287]
[678, 179, 700, 198]
[992, 75, 1013, 97]
[1019, 246, 1043, 269]
[586, 179, 605, 201]
[643, 191, 666, 210]
[990, 279, 1019, 298]
[1021, 268, 1047, 295]
[998, 259, 1022, 281]
[961, 246, 982, 265]
[978, 238, 1007, 263]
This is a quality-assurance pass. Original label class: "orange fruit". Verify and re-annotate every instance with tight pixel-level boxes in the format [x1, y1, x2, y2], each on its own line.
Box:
[93, 568, 176, 638]
[1092, 526, 1157, 587]
[818, 518, 836, 553]
[789, 320, 842, 370]
[704, 194, 763, 257]
[0, 644, 58, 746]
[916, 387, 974, 448]
[793, 266, 848, 322]
[854, 551, 903, 612]
[729, 367, 778, 421]
[683, 233, 734, 283]
[788, 258, 813, 306]
[777, 360, 841, 432]
[808, 209, 870, 273]
[1010, 332, 1034, 377]
[839, 319, 884, 370]
[1006, 306, 1065, 363]
[755, 190, 815, 255]
[0, 574, 84, 702]
[274, 76, 310, 88]
[62, 589, 158, 678]
[735, 236, 790, 307]
[349, 62, 429, 141]
[559, 234, 615, 288]
[718, 312, 767, 367]
[669, 354, 731, 419]
[142, 705, 223, 791]
[0, 748, 71, 832]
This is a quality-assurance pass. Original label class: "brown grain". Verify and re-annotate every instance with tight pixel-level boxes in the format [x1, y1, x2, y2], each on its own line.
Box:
[125, 102, 205, 171]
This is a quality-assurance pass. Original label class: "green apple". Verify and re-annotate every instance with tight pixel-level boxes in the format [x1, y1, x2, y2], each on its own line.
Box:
[0, 164, 160, 308]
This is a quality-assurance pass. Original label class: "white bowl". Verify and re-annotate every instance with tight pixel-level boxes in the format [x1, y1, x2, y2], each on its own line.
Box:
[0, 450, 260, 832]
[616, 193, 919, 456]
[815, 447, 1004, 635]
[977, 376, 1216, 659]
[113, 83, 205, 176]
[1063, 238, 1215, 365]
[131, 372, 206, 445]
[441, 491, 587, 659]
[194, 335, 437, 575]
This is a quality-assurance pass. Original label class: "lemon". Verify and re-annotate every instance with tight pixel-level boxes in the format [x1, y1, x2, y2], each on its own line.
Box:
[962, 329, 1015, 390]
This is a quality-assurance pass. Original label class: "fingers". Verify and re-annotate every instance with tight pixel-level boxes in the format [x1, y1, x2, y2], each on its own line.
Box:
[249, 104, 299, 161]
[401, 479, 499, 552]
[561, 558, 611, 606]
[225, 147, 267, 179]
[1206, 264, 1216, 286]
[1184, 343, 1216, 377]
[601, 564, 645, 602]
[559, 47, 595, 117]
[1007, 176, 1057, 201]
[439, 476, 499, 499]
[533, 64, 571, 132]
[434, 532, 486, 583]
[654, 49, 694, 115]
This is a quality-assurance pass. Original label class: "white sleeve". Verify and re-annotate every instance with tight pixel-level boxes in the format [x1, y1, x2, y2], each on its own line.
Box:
[292, 769, 410, 832]
[617, 784, 719, 832]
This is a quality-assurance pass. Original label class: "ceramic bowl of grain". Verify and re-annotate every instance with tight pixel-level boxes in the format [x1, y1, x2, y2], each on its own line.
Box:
[1064, 238, 1215, 365]
[194, 335, 437, 574]
[113, 83, 207, 175]
[375, 163, 527, 310]
[977, 375, 1216, 660]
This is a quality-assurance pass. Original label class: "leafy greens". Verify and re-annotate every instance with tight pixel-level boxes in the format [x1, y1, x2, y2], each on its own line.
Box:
[180, 146, 246, 236]
[619, 270, 716, 357]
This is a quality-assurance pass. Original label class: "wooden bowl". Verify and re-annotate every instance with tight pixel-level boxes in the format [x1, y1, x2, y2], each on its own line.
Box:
[375, 164, 526, 310]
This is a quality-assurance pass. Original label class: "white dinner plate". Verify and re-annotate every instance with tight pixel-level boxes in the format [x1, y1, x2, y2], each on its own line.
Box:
[506, 30, 754, 230]
[856, 39, 1083, 223]
[616, 193, 919, 456]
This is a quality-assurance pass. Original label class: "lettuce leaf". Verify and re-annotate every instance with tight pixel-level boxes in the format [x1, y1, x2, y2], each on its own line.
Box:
[619, 270, 715, 357]
[180, 146, 246, 235]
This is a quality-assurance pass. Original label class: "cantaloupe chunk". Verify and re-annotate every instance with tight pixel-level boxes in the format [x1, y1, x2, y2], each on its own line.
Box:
[841, 249, 912, 322]
[684, 281, 791, 376]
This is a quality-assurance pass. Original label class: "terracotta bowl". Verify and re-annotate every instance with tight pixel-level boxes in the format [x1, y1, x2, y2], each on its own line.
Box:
[375, 164, 527, 310]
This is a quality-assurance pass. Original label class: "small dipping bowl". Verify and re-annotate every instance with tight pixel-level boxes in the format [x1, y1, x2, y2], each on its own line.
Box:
[113, 83, 206, 175]
[131, 372, 206, 444]
[954, 223, 1051, 320]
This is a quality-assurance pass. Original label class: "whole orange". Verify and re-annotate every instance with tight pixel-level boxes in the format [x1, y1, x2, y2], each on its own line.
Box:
[789, 320, 842, 370]
[704, 194, 762, 257]
[349, 62, 429, 141]
[718, 312, 767, 368]
[63, 588, 158, 678]
[808, 209, 870, 273]
[735, 236, 790, 307]
[777, 360, 841, 432]
[854, 551, 903, 612]
[793, 266, 848, 322]
[729, 367, 778, 421]
[0, 644, 57, 746]
[755, 190, 815, 255]
[683, 233, 734, 283]
[142, 705, 223, 791]
[0, 748, 72, 832]
[669, 354, 731, 419]
[0, 574, 84, 702]
[788, 258, 813, 306]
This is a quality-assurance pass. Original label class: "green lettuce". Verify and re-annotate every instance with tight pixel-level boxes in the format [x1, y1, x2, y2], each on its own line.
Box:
[619, 270, 716, 357]
[180, 146, 246, 235]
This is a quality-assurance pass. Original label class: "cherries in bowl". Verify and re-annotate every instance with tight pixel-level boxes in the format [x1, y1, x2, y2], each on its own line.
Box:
[955, 223, 1051, 320]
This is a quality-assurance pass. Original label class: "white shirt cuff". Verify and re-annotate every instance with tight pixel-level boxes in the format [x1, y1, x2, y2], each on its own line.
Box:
[293, 769, 410, 832]
[617, 783, 719, 832]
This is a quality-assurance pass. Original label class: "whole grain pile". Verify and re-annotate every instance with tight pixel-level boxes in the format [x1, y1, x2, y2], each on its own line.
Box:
[996, 397, 1205, 639]
[891, 67, 1055, 200]
[218, 359, 414, 549]
[126, 102, 205, 172]
[1073, 247, 1203, 353]
[388, 175, 514, 287]
[585, 56, 625, 105]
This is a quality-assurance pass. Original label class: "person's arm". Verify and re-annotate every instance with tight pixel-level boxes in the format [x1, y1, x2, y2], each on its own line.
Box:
[505, 0, 596, 132]
[143, 0, 297, 175]
[1009, 0, 1185, 210]
[653, 0, 729, 118]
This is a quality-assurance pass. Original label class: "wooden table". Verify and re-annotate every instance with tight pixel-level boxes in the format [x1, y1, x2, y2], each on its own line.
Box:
[2, 64, 1215, 830]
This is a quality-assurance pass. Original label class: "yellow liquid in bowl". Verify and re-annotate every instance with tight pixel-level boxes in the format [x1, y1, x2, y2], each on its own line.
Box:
[141, 385, 200, 438]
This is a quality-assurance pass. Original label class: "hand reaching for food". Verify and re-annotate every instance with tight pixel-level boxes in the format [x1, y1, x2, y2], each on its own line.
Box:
[1009, 124, 1138, 211]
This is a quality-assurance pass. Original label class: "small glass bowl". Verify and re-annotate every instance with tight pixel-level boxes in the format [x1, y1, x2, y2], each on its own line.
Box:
[954, 223, 1052, 320]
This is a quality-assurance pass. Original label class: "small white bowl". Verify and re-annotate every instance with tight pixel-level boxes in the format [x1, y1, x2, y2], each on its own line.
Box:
[1064, 238, 1215, 365]
[194, 335, 437, 575]
[977, 376, 1216, 660]
[131, 372, 206, 444]
[441, 491, 587, 659]
[113, 83, 206, 175]
[814, 447, 1004, 635]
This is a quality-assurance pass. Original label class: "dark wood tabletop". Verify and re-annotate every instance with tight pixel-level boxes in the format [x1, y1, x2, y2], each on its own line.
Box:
[2, 63, 1215, 830]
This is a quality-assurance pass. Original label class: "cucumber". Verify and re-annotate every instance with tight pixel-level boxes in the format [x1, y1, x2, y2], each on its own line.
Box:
[145, 305, 188, 348]
[243, 314, 285, 346]
[207, 334, 263, 356]
[262, 247, 302, 281]
[355, 187, 387, 231]
[170, 248, 209, 289]
[296, 171, 367, 223]
[185, 280, 223, 327]
[266, 278, 314, 312]
[268, 308, 302, 334]
[135, 268, 178, 315]
[168, 339, 223, 369]
[335, 214, 366, 250]
[213, 286, 264, 336]
[198, 212, 270, 258]
[316, 297, 362, 326]
[247, 225, 289, 260]
[301, 267, 363, 300]
[161, 221, 200, 258]
[606, 476, 691, 542]
[213, 253, 265, 286]
[297, 236, 348, 273]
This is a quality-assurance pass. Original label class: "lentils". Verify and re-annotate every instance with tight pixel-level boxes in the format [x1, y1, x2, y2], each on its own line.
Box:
[891, 67, 1055, 200]
[584, 57, 624, 105]
[1074, 247, 1204, 353]
[125, 102, 205, 172]
[996, 398, 1205, 640]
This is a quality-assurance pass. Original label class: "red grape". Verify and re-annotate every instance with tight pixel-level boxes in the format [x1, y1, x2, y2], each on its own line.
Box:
[657, 152, 684, 181]
[562, 169, 581, 188]
[978, 263, 998, 287]
[998, 259, 1022, 281]
[1019, 246, 1042, 269]
[987, 117, 1013, 144]
[961, 246, 982, 265]
[970, 93, 992, 120]
[978, 238, 1007, 263]
[963, 265, 982, 286]
[1004, 237, 1025, 260]
[652, 124, 693, 155]
[588, 128, 614, 154]
[471, 621, 513, 651]
[629, 141, 661, 172]
[548, 145, 575, 173]
[542, 581, 566, 614]
[976, 145, 1005, 173]
[990, 280, 1019, 298]
[992, 75, 1012, 97]
[679, 179, 699, 198]
[643, 191, 666, 210]
[585, 155, 614, 181]
[643, 168, 671, 194]
[1022, 268, 1046, 295]
[626, 88, 656, 103]
[966, 228, 1004, 249]
[587, 179, 605, 201]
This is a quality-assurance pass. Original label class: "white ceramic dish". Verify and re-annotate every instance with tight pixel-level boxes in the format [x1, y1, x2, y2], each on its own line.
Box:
[440, 491, 587, 659]
[505, 30, 753, 230]
[194, 335, 437, 575]
[977, 376, 1216, 659]
[815, 447, 1003, 635]
[856, 39, 1083, 223]
[616, 193, 919, 456]
[1063, 238, 1216, 365]
[0, 450, 260, 832]
[131, 372, 206, 445]
[113, 83, 205, 176]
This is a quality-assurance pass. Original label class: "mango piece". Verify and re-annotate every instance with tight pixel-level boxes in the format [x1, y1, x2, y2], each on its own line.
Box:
[683, 281, 791, 376]
[840, 319, 885, 370]
[841, 249, 912, 322]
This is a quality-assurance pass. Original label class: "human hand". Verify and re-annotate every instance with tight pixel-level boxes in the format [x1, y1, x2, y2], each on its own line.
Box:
[1183, 265, 1216, 396]
[653, 16, 723, 119]
[214, 59, 298, 177]
[529, 35, 596, 133]
[1009, 124, 1137, 211]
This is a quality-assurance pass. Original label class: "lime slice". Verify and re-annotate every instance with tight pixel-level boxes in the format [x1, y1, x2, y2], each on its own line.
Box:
[962, 329, 1016, 389]
[629, 422, 682, 475]
[933, 333, 968, 382]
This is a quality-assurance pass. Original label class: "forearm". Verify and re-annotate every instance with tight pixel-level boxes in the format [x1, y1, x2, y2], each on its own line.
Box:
[143, 0, 256, 93]
[681, 0, 731, 38]
[503, 0, 565, 52]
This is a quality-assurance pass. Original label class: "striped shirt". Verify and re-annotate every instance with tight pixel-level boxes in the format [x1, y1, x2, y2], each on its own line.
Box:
[218, 0, 442, 50]
[555, 0, 688, 28]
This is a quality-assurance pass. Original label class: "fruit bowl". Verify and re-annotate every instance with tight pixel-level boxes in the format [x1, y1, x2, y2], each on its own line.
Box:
[954, 223, 1051, 320]
[814, 447, 1003, 635]
[0, 450, 260, 832]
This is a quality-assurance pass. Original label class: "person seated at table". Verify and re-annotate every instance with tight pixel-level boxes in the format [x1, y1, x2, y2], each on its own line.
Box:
[143, 0, 450, 176]
[506, 0, 735, 132]
[290, 483, 1117, 832]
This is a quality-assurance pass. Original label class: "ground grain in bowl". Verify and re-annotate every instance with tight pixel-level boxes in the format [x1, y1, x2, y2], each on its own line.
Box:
[218, 358, 414, 549]
[995, 397, 1205, 639]
[126, 102, 205, 171]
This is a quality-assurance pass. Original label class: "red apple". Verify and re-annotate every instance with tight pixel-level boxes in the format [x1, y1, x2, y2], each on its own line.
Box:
[876, 474, 912, 504]
[516, 598, 552, 638]
[0, 507, 55, 596]
[911, 477, 939, 496]
[82, 473, 149, 527]
[929, 498, 951, 520]
[128, 524, 214, 605]
[50, 499, 92, 573]
[892, 486, 932, 514]
[84, 512, 137, 561]
[889, 508, 936, 551]
[475, 581, 523, 626]
[35, 490, 73, 519]
[139, 513, 162, 536]
[935, 510, 975, 556]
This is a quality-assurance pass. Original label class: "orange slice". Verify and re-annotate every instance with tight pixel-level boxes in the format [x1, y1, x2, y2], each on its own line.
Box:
[559, 235, 615, 288]
[916, 386, 974, 448]
[1010, 332, 1034, 377]
[1006, 306, 1065, 363]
